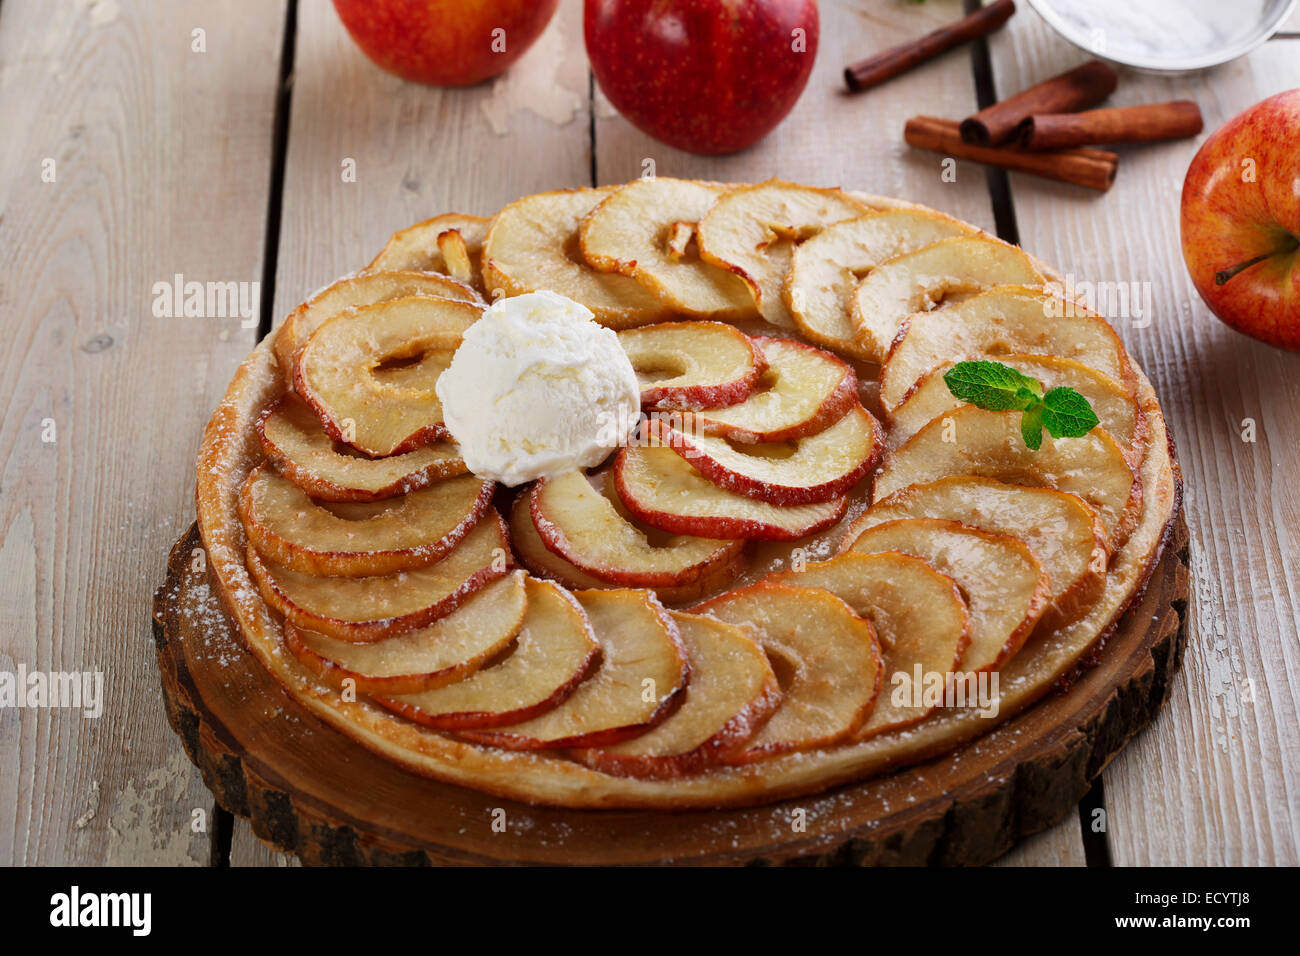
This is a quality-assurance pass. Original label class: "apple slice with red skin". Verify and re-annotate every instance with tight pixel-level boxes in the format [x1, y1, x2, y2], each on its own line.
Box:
[366, 213, 491, 291]
[256, 396, 467, 503]
[770, 552, 970, 739]
[457, 588, 689, 750]
[842, 517, 1051, 673]
[614, 443, 846, 541]
[647, 404, 883, 506]
[693, 582, 882, 762]
[616, 321, 766, 409]
[294, 294, 481, 457]
[282, 572, 528, 696]
[846, 476, 1107, 630]
[530, 470, 745, 590]
[375, 577, 599, 731]
[239, 465, 493, 576]
[572, 611, 781, 778]
[247, 512, 512, 642]
[273, 270, 480, 391]
[682, 336, 859, 443]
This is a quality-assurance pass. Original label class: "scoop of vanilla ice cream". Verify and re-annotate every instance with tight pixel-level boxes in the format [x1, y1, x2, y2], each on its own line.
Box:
[436, 291, 641, 486]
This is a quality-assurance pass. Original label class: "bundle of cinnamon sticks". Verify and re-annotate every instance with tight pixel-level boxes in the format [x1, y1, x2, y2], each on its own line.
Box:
[843, 1, 1204, 192]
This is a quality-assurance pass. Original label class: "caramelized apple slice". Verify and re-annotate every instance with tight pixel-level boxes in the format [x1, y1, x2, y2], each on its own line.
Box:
[459, 589, 688, 750]
[844, 517, 1050, 672]
[366, 213, 491, 290]
[876, 405, 1140, 552]
[851, 236, 1046, 361]
[694, 582, 881, 761]
[684, 336, 859, 443]
[650, 404, 883, 506]
[579, 177, 755, 318]
[247, 513, 511, 642]
[615, 444, 846, 541]
[282, 572, 527, 695]
[617, 321, 766, 409]
[273, 270, 480, 390]
[848, 476, 1107, 628]
[786, 209, 976, 359]
[696, 180, 869, 328]
[888, 353, 1145, 466]
[771, 552, 970, 738]
[572, 612, 780, 778]
[879, 285, 1130, 412]
[377, 577, 599, 730]
[257, 396, 467, 502]
[295, 294, 481, 457]
[482, 188, 669, 328]
[239, 465, 493, 576]
[530, 470, 745, 589]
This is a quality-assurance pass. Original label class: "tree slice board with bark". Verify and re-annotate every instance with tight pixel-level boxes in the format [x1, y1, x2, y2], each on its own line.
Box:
[152, 515, 1188, 866]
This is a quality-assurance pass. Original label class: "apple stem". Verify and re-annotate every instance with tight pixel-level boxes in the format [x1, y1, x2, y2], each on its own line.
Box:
[1215, 235, 1300, 285]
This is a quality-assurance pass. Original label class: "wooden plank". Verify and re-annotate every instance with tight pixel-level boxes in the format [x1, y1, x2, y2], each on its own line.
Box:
[0, 0, 287, 863]
[594, 0, 996, 231]
[229, 821, 299, 867]
[993, 815, 1087, 867]
[230, 0, 591, 865]
[986, 11, 1300, 865]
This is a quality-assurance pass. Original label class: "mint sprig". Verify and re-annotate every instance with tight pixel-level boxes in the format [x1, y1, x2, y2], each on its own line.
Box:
[943, 360, 1100, 450]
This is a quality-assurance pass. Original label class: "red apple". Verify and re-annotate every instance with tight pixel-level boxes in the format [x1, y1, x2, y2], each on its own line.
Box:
[333, 0, 559, 87]
[1180, 89, 1300, 351]
[584, 0, 819, 155]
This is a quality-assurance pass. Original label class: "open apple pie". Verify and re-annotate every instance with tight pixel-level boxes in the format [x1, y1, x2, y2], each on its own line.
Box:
[195, 179, 1180, 808]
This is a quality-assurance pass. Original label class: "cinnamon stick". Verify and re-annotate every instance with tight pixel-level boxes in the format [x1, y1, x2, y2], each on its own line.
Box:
[960, 60, 1118, 146]
[1019, 101, 1203, 150]
[905, 116, 1118, 192]
[844, 0, 1016, 93]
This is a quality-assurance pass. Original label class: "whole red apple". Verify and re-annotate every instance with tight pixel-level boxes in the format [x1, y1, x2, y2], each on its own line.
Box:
[1180, 88, 1300, 351]
[585, 0, 819, 155]
[333, 0, 560, 87]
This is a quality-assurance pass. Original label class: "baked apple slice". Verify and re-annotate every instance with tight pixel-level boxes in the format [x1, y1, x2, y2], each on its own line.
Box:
[650, 405, 883, 506]
[771, 552, 969, 738]
[273, 270, 480, 390]
[876, 405, 1140, 552]
[693, 582, 882, 761]
[377, 577, 600, 730]
[614, 444, 846, 541]
[848, 476, 1107, 628]
[879, 285, 1130, 412]
[851, 236, 1046, 361]
[482, 188, 670, 329]
[572, 612, 781, 778]
[366, 213, 491, 290]
[247, 512, 511, 642]
[282, 572, 527, 695]
[257, 396, 466, 502]
[578, 177, 755, 318]
[239, 465, 493, 576]
[696, 181, 870, 328]
[785, 209, 976, 359]
[684, 336, 859, 443]
[530, 470, 745, 589]
[843, 517, 1050, 672]
[458, 589, 689, 750]
[616, 321, 766, 409]
[887, 353, 1145, 465]
[295, 294, 481, 457]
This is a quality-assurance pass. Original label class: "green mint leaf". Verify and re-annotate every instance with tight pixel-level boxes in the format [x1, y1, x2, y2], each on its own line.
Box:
[943, 361, 1041, 411]
[1041, 387, 1101, 438]
[1020, 404, 1044, 450]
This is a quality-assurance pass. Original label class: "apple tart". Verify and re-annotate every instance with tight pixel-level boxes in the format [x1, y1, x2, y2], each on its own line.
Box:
[195, 178, 1179, 809]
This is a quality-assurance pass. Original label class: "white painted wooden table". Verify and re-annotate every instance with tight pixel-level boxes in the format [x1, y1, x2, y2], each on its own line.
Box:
[1, 0, 1296, 866]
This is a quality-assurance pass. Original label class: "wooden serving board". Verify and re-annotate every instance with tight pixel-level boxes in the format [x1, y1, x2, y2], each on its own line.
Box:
[152, 515, 1188, 866]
